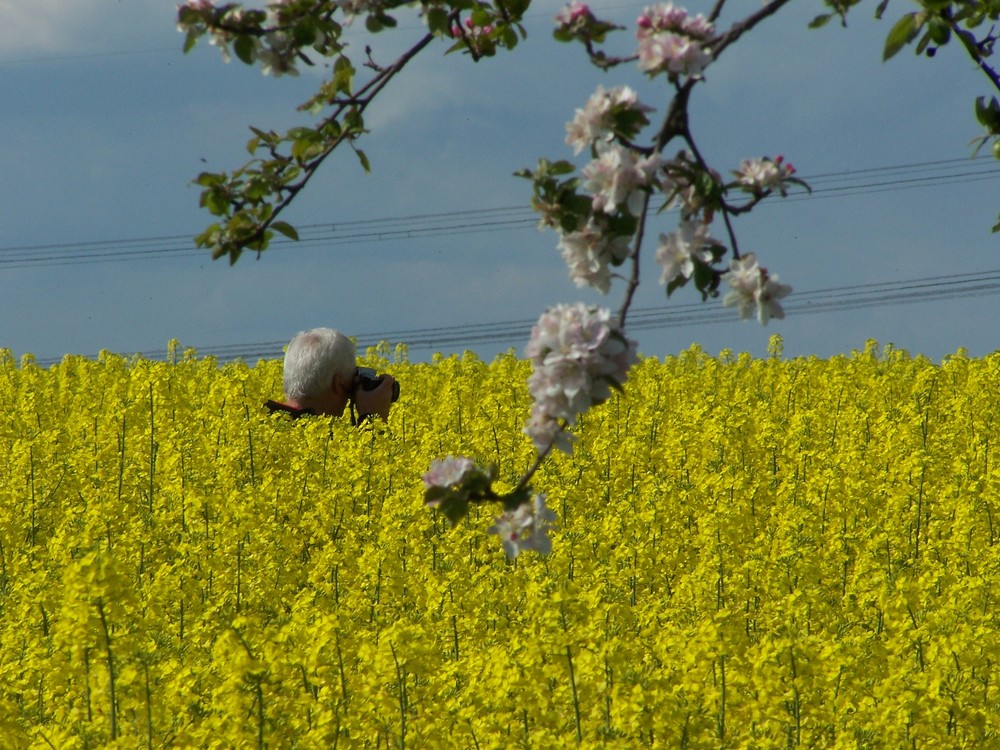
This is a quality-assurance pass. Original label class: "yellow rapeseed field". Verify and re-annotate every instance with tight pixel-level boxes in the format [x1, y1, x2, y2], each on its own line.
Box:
[1, 338, 998, 748]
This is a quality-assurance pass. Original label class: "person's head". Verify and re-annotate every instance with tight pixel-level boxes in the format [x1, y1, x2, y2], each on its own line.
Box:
[283, 327, 357, 416]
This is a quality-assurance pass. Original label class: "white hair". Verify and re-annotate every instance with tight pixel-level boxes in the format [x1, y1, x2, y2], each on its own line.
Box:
[283, 328, 356, 400]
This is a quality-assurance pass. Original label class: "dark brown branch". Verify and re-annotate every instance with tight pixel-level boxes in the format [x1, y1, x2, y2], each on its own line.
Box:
[949, 20, 1000, 93]
[242, 29, 441, 250]
[710, 0, 796, 58]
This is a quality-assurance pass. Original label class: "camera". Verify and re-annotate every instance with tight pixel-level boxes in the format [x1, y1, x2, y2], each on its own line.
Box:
[355, 367, 400, 402]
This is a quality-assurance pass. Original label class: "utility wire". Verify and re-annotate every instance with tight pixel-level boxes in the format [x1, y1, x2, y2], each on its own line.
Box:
[32, 266, 1000, 366]
[1, 156, 998, 270]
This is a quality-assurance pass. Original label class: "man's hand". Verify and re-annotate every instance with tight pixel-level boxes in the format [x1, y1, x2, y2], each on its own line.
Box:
[354, 374, 396, 421]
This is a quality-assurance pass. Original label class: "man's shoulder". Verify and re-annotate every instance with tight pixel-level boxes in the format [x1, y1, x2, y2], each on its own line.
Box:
[264, 400, 316, 419]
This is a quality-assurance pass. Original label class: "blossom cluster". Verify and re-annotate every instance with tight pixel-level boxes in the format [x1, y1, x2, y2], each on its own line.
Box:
[450, 16, 497, 57]
[733, 155, 798, 197]
[176, 1, 299, 75]
[422, 455, 476, 489]
[525, 86, 640, 293]
[423, 456, 559, 558]
[421, 454, 494, 526]
[546, 85, 660, 292]
[554, 0, 592, 30]
[565, 85, 652, 155]
[542, 3, 802, 321]
[723, 252, 792, 324]
[524, 303, 638, 453]
[636, 2, 715, 79]
[655, 218, 720, 286]
[487, 493, 558, 558]
[177, 0, 360, 77]
[556, 217, 632, 293]
[582, 143, 663, 216]
[451, 17, 495, 39]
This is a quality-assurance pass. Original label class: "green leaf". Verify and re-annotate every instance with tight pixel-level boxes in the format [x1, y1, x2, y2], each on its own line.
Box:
[234, 35, 257, 65]
[975, 96, 1000, 131]
[692, 260, 719, 300]
[271, 221, 299, 241]
[548, 160, 577, 176]
[883, 13, 922, 61]
[439, 494, 470, 526]
[248, 126, 276, 144]
[194, 172, 226, 188]
[201, 188, 231, 217]
[291, 139, 320, 162]
[291, 17, 318, 47]
[927, 16, 951, 45]
[505, 0, 531, 20]
[921, 0, 953, 12]
[354, 148, 371, 173]
[333, 56, 355, 95]
[808, 13, 832, 28]
[665, 274, 688, 298]
[343, 108, 365, 134]
[470, 7, 492, 27]
[194, 224, 221, 249]
[279, 165, 302, 186]
[242, 176, 270, 201]
[426, 7, 451, 36]
[424, 485, 452, 508]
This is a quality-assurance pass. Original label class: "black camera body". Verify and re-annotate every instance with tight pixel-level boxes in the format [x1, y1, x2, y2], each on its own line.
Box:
[356, 367, 400, 402]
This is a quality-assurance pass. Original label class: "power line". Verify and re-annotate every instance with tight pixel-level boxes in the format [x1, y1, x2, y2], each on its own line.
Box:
[2, 156, 997, 270]
[33, 266, 1000, 366]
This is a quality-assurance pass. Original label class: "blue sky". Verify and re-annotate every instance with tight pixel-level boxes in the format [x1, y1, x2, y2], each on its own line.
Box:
[1, 0, 998, 365]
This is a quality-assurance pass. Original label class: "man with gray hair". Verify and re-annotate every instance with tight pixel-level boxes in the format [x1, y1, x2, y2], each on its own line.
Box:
[265, 327, 397, 422]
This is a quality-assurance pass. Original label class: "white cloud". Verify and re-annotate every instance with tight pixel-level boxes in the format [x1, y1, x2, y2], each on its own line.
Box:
[0, 0, 172, 58]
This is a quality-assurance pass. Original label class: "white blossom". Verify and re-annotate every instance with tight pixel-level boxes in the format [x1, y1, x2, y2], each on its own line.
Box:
[524, 303, 638, 453]
[636, 3, 714, 78]
[733, 156, 796, 196]
[655, 219, 717, 285]
[487, 493, 558, 558]
[582, 144, 663, 216]
[422, 455, 476, 489]
[258, 31, 299, 76]
[722, 253, 792, 325]
[557, 218, 632, 293]
[565, 85, 653, 155]
[555, 1, 591, 28]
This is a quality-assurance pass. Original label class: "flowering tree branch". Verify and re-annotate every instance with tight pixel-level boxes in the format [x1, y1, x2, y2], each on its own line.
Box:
[178, 0, 530, 263]
[185, 0, 1000, 558]
[874, 0, 1000, 227]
